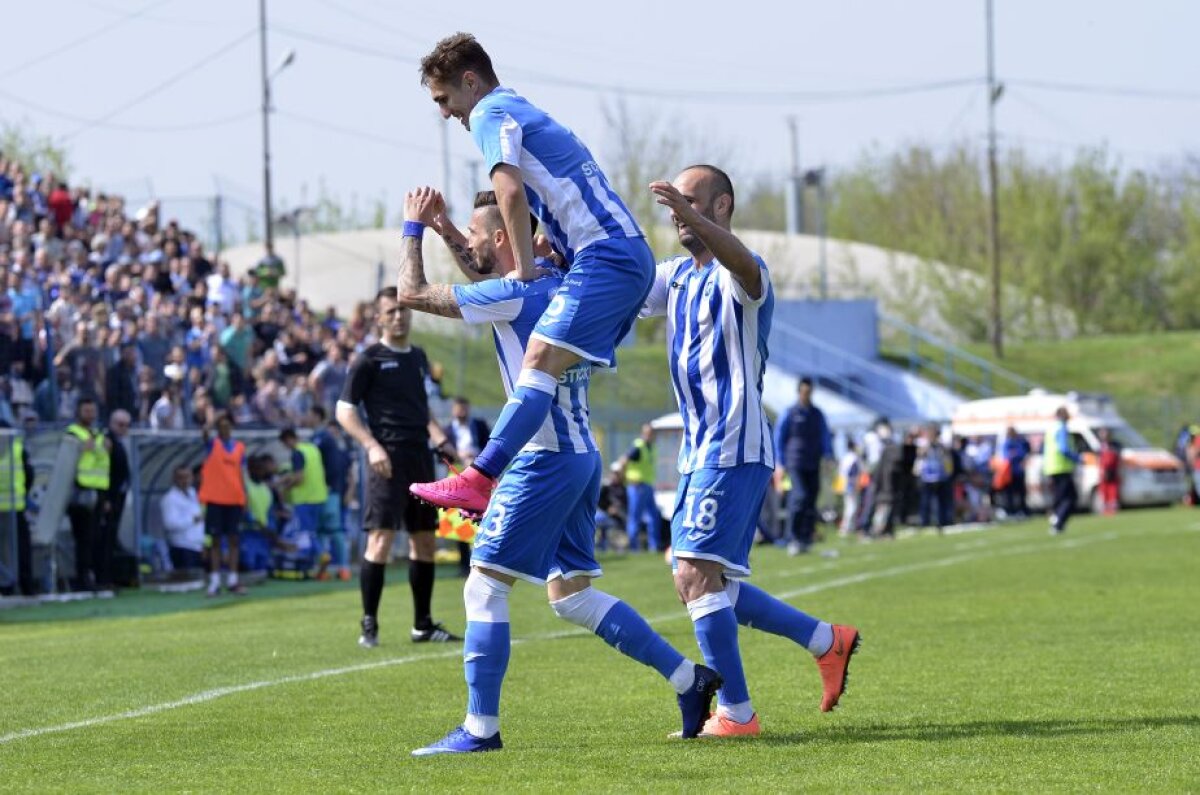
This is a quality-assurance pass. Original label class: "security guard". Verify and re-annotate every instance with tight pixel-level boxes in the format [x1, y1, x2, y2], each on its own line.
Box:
[65, 397, 112, 591]
[1044, 406, 1081, 535]
[0, 419, 35, 595]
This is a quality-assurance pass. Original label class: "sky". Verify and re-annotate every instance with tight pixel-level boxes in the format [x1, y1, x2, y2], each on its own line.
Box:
[2, 0, 1196, 243]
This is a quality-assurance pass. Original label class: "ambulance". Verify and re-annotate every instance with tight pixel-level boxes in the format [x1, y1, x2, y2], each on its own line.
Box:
[950, 391, 1187, 513]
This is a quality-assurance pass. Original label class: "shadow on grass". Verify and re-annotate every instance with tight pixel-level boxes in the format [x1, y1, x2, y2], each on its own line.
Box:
[757, 715, 1200, 745]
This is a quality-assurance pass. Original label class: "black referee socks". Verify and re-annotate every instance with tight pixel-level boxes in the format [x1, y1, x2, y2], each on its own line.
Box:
[360, 560, 386, 619]
[410, 559, 436, 630]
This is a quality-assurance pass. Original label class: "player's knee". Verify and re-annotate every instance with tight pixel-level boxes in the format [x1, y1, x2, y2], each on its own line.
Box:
[674, 562, 722, 604]
[549, 586, 617, 631]
[463, 570, 512, 623]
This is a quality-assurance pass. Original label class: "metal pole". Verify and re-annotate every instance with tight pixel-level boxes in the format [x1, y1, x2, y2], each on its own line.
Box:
[986, 0, 1003, 357]
[440, 120, 452, 217]
[818, 172, 828, 300]
[785, 117, 803, 235]
[294, 224, 301, 296]
[259, 0, 274, 252]
[213, 193, 224, 255]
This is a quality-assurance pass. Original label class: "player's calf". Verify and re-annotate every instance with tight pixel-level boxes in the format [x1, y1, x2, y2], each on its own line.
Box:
[549, 584, 721, 738]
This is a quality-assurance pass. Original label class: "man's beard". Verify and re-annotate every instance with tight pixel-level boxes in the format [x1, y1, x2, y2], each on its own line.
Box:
[473, 246, 497, 274]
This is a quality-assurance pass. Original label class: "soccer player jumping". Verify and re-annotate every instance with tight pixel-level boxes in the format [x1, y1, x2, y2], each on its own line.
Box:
[396, 187, 722, 755]
[410, 33, 655, 515]
[641, 166, 862, 737]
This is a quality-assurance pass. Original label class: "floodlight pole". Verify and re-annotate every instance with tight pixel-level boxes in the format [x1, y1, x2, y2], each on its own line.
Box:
[260, 0, 273, 253]
[986, 0, 1003, 357]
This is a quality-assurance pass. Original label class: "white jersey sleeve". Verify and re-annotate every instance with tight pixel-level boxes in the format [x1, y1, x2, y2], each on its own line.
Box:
[640, 258, 682, 318]
[724, 253, 772, 308]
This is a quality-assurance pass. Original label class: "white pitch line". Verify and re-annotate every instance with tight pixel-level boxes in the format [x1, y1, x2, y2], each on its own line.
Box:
[0, 529, 1122, 746]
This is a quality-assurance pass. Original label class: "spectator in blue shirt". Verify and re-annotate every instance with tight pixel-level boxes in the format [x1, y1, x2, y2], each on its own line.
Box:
[1001, 426, 1030, 516]
[774, 377, 833, 555]
[310, 406, 352, 580]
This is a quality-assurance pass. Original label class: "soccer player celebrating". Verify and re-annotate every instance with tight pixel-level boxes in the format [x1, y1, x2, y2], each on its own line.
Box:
[641, 165, 862, 737]
[397, 187, 721, 755]
[410, 33, 655, 516]
[335, 290, 461, 647]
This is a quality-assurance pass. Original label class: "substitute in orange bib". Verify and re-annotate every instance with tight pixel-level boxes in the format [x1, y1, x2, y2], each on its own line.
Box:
[198, 413, 248, 596]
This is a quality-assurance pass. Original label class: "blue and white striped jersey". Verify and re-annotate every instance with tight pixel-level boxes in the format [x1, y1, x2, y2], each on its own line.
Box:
[454, 273, 597, 454]
[641, 254, 775, 474]
[470, 87, 643, 264]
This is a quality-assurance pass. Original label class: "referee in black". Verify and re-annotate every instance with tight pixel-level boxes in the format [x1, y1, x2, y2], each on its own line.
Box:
[336, 287, 461, 647]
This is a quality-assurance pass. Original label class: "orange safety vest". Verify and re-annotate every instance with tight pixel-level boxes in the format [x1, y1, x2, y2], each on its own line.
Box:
[198, 438, 247, 507]
[436, 508, 478, 543]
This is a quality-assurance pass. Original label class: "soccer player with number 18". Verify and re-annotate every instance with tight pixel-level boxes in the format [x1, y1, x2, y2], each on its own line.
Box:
[642, 166, 863, 737]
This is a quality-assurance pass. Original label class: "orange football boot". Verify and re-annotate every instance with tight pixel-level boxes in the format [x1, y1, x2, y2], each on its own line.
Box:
[816, 624, 861, 712]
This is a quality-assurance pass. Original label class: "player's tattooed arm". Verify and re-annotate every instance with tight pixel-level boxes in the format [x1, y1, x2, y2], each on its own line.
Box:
[396, 235, 463, 319]
[397, 187, 463, 318]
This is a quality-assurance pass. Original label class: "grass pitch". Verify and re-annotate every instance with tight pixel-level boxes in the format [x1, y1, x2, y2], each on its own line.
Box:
[1, 509, 1197, 792]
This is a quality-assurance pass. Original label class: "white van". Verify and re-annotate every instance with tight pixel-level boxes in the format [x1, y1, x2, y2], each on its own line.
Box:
[649, 413, 686, 518]
[950, 391, 1187, 513]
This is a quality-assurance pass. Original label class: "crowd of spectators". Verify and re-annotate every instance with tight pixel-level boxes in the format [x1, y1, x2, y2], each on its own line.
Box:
[0, 152, 402, 430]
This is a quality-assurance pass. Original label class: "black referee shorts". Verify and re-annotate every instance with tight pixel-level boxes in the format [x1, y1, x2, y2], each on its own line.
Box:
[363, 444, 438, 534]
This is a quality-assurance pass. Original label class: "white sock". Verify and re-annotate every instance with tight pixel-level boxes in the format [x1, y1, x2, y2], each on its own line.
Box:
[227, 571, 239, 587]
[463, 713, 499, 739]
[808, 622, 834, 656]
[668, 660, 696, 695]
[722, 700, 755, 724]
[208, 572, 220, 589]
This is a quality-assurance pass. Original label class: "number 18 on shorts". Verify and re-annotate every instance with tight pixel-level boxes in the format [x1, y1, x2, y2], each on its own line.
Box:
[669, 464, 773, 579]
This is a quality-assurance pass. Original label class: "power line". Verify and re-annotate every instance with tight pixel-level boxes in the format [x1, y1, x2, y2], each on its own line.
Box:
[276, 109, 473, 162]
[0, 0, 176, 80]
[1007, 78, 1200, 102]
[272, 24, 984, 105]
[310, 0, 431, 46]
[0, 88, 256, 132]
[1005, 90, 1089, 139]
[60, 28, 257, 142]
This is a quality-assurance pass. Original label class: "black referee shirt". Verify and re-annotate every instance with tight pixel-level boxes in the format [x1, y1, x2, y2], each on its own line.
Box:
[340, 342, 432, 447]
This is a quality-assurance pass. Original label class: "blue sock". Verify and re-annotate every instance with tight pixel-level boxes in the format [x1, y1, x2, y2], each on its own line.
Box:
[473, 369, 557, 478]
[729, 580, 820, 648]
[688, 593, 750, 707]
[464, 621, 510, 720]
[595, 600, 686, 680]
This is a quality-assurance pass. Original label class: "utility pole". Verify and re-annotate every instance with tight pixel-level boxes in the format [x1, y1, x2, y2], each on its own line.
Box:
[212, 193, 224, 255]
[259, 0, 273, 254]
[784, 116, 804, 235]
[986, 0, 1004, 358]
[440, 119, 453, 217]
[805, 168, 829, 301]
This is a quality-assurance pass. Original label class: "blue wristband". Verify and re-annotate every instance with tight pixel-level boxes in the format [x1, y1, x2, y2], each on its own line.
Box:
[402, 221, 425, 238]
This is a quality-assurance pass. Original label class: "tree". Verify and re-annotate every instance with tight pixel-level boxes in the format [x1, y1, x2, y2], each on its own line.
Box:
[826, 141, 1200, 340]
[0, 120, 71, 177]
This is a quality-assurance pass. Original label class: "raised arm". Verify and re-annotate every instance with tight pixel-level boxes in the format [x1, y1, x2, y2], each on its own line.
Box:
[649, 180, 764, 300]
[492, 165, 537, 281]
[432, 201, 496, 284]
[395, 187, 463, 319]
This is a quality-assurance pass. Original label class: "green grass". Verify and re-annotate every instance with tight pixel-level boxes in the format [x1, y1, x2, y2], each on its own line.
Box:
[415, 331, 677, 414]
[2, 509, 1198, 791]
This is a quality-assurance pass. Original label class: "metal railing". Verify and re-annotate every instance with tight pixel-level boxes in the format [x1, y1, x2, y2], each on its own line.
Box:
[771, 322, 921, 420]
[879, 313, 1040, 398]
